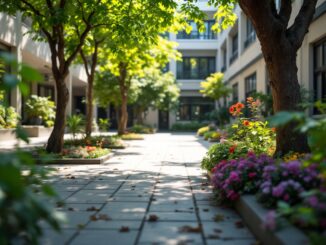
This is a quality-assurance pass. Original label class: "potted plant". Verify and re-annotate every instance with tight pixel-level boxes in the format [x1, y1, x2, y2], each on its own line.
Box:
[25, 95, 55, 127]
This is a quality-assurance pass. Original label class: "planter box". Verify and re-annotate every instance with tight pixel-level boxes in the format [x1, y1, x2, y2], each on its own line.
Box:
[206, 171, 309, 245]
[43, 152, 114, 165]
[22, 126, 53, 138]
[0, 128, 16, 141]
[235, 195, 309, 245]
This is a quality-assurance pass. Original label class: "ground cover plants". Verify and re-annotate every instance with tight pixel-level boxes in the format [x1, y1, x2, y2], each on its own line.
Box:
[201, 97, 326, 243]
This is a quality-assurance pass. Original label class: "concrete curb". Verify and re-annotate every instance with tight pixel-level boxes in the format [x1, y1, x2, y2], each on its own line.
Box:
[235, 195, 309, 245]
[43, 152, 115, 165]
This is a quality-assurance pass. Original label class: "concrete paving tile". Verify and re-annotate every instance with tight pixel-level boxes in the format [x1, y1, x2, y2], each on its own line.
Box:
[202, 221, 254, 240]
[70, 230, 138, 245]
[108, 195, 151, 202]
[139, 222, 203, 244]
[39, 229, 76, 245]
[65, 190, 115, 203]
[146, 212, 197, 222]
[87, 219, 143, 229]
[83, 182, 121, 190]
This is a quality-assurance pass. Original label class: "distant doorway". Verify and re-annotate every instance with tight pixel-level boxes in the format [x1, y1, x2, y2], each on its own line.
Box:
[158, 110, 169, 130]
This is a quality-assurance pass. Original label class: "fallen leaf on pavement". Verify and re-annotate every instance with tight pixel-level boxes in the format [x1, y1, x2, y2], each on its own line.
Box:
[148, 214, 159, 222]
[179, 225, 202, 233]
[119, 226, 130, 232]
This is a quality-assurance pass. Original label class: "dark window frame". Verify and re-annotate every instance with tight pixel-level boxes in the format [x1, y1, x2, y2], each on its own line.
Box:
[177, 57, 216, 80]
[244, 19, 256, 49]
[232, 83, 239, 103]
[177, 20, 217, 40]
[313, 37, 326, 114]
[245, 73, 257, 98]
[177, 96, 215, 121]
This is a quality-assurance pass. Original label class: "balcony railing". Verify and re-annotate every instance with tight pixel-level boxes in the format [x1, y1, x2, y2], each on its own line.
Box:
[177, 31, 217, 40]
[244, 32, 256, 49]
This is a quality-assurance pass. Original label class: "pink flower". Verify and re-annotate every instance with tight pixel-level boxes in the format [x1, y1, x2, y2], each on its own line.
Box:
[263, 211, 277, 230]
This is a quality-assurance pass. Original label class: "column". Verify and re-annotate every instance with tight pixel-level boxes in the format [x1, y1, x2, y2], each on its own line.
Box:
[11, 11, 23, 116]
[238, 12, 245, 55]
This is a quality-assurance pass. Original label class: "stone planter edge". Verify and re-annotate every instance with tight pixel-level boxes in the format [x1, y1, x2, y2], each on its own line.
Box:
[206, 171, 309, 245]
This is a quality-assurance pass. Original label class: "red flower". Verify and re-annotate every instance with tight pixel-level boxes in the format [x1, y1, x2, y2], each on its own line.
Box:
[229, 145, 236, 154]
[229, 105, 235, 114]
[271, 127, 276, 132]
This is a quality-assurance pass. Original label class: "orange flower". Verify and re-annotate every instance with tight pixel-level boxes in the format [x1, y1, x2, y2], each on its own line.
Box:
[236, 102, 244, 110]
[242, 120, 250, 126]
[247, 97, 254, 103]
[271, 127, 276, 132]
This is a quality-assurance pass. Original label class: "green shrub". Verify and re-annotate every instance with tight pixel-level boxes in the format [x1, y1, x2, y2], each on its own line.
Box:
[201, 141, 250, 171]
[203, 131, 221, 141]
[0, 105, 19, 129]
[197, 126, 210, 136]
[130, 124, 154, 134]
[25, 95, 55, 127]
[171, 121, 206, 132]
[98, 118, 111, 132]
[66, 114, 84, 140]
[121, 133, 144, 140]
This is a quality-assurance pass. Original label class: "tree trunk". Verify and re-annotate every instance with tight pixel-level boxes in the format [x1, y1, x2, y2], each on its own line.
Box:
[117, 62, 128, 135]
[46, 78, 69, 153]
[265, 49, 310, 156]
[85, 76, 94, 137]
[238, 0, 314, 156]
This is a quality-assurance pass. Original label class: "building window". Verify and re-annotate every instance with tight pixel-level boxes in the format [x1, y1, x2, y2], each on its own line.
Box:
[244, 19, 256, 49]
[230, 34, 238, 64]
[232, 83, 239, 102]
[245, 73, 257, 98]
[177, 96, 214, 121]
[38, 85, 55, 101]
[221, 49, 227, 72]
[177, 57, 215, 79]
[177, 20, 216, 40]
[313, 38, 326, 114]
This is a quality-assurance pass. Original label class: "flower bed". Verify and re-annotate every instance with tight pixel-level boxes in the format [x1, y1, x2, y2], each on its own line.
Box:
[202, 98, 326, 243]
[33, 145, 112, 164]
[65, 135, 126, 149]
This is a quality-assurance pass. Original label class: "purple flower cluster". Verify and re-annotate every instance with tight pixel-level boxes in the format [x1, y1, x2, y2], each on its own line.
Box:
[258, 160, 320, 207]
[211, 153, 274, 204]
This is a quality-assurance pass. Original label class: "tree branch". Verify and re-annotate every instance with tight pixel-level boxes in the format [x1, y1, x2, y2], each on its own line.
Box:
[79, 49, 90, 77]
[279, 0, 292, 27]
[287, 0, 318, 50]
[21, 0, 45, 17]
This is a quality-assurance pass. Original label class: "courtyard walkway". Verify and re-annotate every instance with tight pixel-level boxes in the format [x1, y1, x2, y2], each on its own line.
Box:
[42, 133, 256, 245]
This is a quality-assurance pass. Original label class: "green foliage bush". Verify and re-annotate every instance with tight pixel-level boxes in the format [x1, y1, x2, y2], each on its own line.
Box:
[98, 118, 111, 132]
[171, 121, 207, 132]
[203, 131, 221, 141]
[0, 105, 19, 129]
[197, 126, 210, 136]
[25, 95, 55, 127]
[66, 114, 84, 140]
[0, 53, 63, 244]
[0, 151, 64, 244]
[130, 124, 155, 134]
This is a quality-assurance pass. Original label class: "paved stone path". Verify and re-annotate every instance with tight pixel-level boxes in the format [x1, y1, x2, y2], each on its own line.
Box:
[41, 133, 256, 245]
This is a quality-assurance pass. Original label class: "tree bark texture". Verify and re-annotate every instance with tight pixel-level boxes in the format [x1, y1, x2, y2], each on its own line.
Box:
[238, 0, 317, 156]
[118, 62, 128, 135]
